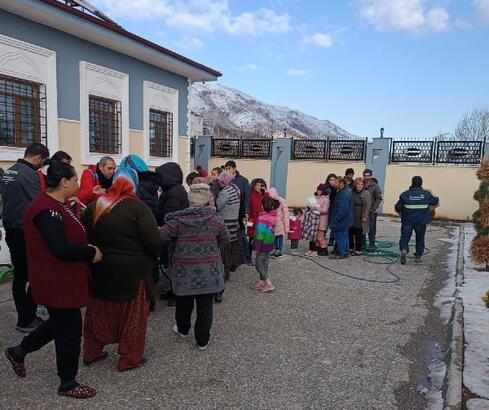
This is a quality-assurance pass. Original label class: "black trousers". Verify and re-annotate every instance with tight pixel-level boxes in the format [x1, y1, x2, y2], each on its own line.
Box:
[175, 293, 214, 347]
[21, 307, 82, 384]
[290, 239, 299, 249]
[349, 227, 364, 252]
[5, 228, 37, 327]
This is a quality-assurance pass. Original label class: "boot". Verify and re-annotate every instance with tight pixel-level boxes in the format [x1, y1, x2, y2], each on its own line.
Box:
[317, 247, 329, 256]
[414, 254, 421, 263]
[400, 250, 407, 265]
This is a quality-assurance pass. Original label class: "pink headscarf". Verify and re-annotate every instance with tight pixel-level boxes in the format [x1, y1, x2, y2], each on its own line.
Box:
[217, 171, 235, 186]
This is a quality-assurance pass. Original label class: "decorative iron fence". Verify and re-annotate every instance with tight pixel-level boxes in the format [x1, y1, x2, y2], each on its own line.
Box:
[241, 139, 272, 158]
[211, 138, 241, 157]
[328, 139, 366, 161]
[435, 140, 484, 164]
[390, 140, 434, 163]
[292, 139, 327, 160]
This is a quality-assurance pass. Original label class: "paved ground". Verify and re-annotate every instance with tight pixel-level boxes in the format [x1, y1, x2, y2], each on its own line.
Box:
[0, 218, 454, 409]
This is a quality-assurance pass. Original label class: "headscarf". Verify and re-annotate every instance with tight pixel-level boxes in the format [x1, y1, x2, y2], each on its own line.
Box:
[119, 154, 150, 173]
[217, 171, 235, 186]
[93, 168, 139, 225]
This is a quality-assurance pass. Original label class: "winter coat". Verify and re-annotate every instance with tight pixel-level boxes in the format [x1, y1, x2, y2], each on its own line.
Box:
[0, 159, 40, 229]
[160, 206, 230, 296]
[155, 162, 189, 226]
[366, 181, 383, 212]
[288, 217, 302, 240]
[395, 186, 439, 226]
[267, 188, 289, 236]
[330, 187, 353, 231]
[315, 195, 330, 231]
[233, 172, 250, 218]
[81, 199, 161, 301]
[352, 189, 372, 233]
[136, 171, 161, 215]
[302, 206, 321, 241]
[216, 183, 241, 241]
[253, 209, 277, 252]
[247, 190, 267, 238]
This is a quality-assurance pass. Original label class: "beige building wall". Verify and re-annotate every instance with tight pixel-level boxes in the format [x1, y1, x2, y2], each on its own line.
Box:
[208, 158, 271, 184]
[383, 164, 479, 221]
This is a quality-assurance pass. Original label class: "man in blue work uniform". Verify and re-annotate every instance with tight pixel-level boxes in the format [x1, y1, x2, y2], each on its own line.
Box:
[395, 176, 439, 265]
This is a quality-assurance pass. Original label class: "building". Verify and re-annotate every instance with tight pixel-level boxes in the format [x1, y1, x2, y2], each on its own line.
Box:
[189, 111, 204, 139]
[0, 0, 221, 173]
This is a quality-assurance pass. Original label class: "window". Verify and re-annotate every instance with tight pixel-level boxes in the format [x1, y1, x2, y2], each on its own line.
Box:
[0, 74, 47, 147]
[149, 109, 173, 157]
[89, 95, 121, 154]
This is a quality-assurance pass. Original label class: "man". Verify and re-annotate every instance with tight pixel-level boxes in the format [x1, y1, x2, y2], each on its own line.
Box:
[224, 160, 251, 265]
[345, 168, 355, 187]
[363, 169, 383, 250]
[38, 151, 72, 192]
[77, 156, 116, 205]
[0, 142, 50, 332]
[395, 176, 439, 265]
[329, 177, 353, 259]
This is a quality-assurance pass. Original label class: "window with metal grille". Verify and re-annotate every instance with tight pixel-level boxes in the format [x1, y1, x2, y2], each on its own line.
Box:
[149, 109, 173, 157]
[0, 74, 47, 147]
[89, 95, 121, 154]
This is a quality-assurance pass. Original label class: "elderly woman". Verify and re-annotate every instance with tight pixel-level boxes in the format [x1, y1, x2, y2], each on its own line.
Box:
[348, 178, 372, 255]
[5, 161, 101, 399]
[81, 168, 161, 372]
[214, 171, 244, 302]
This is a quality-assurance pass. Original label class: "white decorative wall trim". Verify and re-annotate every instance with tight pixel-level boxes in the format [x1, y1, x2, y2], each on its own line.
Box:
[0, 33, 58, 161]
[80, 61, 129, 165]
[185, 78, 193, 177]
[143, 80, 179, 167]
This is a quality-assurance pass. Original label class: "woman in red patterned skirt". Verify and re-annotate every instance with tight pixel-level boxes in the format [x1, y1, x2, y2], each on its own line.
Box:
[81, 168, 161, 372]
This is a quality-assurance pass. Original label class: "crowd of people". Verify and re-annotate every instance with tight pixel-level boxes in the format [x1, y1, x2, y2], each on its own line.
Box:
[0, 142, 439, 399]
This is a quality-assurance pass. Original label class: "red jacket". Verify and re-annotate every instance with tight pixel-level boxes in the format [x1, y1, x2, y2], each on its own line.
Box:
[77, 165, 99, 205]
[247, 191, 268, 238]
[288, 218, 302, 240]
[23, 193, 91, 308]
[38, 170, 47, 193]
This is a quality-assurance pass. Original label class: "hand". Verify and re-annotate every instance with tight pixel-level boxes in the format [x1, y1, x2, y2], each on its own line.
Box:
[244, 214, 249, 222]
[92, 185, 106, 195]
[362, 217, 367, 222]
[89, 245, 103, 263]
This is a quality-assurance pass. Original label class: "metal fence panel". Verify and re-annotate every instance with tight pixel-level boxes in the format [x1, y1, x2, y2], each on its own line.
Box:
[211, 138, 241, 157]
[241, 139, 272, 158]
[327, 139, 366, 161]
[435, 140, 484, 164]
[391, 140, 434, 163]
[292, 139, 326, 160]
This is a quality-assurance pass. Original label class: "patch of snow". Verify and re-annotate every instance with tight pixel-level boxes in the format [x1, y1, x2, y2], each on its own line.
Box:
[462, 225, 489, 400]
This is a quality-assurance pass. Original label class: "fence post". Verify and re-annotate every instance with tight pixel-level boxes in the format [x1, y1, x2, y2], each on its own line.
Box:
[485, 139, 489, 160]
[365, 137, 391, 213]
[194, 135, 212, 172]
[270, 138, 292, 198]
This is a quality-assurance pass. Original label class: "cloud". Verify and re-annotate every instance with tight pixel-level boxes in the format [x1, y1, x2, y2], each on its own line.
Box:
[454, 18, 472, 29]
[240, 64, 259, 71]
[359, 0, 449, 33]
[92, 0, 291, 36]
[175, 37, 203, 49]
[474, 0, 489, 22]
[303, 32, 333, 48]
[286, 68, 310, 76]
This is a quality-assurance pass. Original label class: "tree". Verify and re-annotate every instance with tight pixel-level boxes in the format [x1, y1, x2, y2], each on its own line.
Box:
[454, 107, 489, 141]
[470, 160, 489, 270]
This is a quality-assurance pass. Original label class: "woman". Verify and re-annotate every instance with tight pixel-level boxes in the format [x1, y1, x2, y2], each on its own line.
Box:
[5, 161, 101, 399]
[161, 184, 230, 350]
[247, 178, 267, 263]
[349, 178, 372, 255]
[81, 168, 161, 372]
[323, 173, 338, 247]
[215, 171, 244, 302]
[209, 167, 223, 201]
[329, 177, 353, 260]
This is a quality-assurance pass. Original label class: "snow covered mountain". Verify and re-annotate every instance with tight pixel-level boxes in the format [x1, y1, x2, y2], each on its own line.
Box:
[190, 82, 359, 140]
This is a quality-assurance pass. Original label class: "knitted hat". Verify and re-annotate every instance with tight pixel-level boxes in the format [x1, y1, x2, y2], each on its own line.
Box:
[188, 183, 212, 206]
[306, 196, 318, 208]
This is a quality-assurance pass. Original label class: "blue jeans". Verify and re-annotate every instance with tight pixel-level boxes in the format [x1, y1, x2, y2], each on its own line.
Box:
[333, 229, 348, 257]
[368, 212, 377, 247]
[274, 235, 284, 251]
[399, 224, 426, 256]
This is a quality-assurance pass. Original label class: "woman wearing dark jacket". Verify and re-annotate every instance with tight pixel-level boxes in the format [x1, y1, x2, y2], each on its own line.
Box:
[5, 161, 101, 399]
[323, 173, 338, 246]
[348, 178, 372, 255]
[329, 177, 353, 259]
[81, 169, 161, 372]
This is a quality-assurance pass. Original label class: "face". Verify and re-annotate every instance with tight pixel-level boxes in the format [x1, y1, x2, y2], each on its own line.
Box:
[328, 176, 337, 187]
[346, 173, 354, 181]
[363, 172, 372, 183]
[337, 180, 345, 190]
[62, 158, 72, 165]
[225, 165, 236, 175]
[62, 174, 79, 197]
[315, 190, 322, 196]
[31, 155, 47, 170]
[254, 182, 262, 192]
[211, 170, 220, 181]
[356, 180, 365, 191]
[99, 160, 116, 179]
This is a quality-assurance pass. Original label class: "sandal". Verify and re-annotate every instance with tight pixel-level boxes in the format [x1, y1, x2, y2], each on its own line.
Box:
[5, 348, 26, 378]
[58, 384, 96, 399]
[83, 351, 109, 366]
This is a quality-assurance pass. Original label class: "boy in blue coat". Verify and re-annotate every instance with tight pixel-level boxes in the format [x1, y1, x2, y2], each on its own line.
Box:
[329, 177, 353, 259]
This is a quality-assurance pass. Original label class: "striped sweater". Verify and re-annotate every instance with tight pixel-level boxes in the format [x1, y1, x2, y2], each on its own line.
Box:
[216, 183, 241, 241]
[253, 209, 277, 252]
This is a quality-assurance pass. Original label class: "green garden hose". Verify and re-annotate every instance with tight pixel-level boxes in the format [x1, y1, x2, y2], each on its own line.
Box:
[0, 265, 13, 283]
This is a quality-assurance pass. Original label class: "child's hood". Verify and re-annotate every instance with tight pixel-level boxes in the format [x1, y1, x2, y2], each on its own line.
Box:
[267, 188, 285, 204]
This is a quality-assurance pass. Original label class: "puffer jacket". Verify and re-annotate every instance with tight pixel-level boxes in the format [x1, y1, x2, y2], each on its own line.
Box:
[315, 194, 330, 231]
[136, 171, 161, 215]
[155, 162, 189, 226]
[330, 187, 353, 231]
[267, 188, 289, 236]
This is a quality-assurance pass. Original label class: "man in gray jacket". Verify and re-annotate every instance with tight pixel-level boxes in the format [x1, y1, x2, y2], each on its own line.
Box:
[0, 142, 50, 332]
[363, 169, 383, 250]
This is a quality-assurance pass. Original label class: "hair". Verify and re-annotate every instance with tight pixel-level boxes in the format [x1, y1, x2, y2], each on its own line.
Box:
[51, 151, 72, 163]
[24, 142, 50, 159]
[337, 176, 347, 186]
[293, 208, 303, 216]
[363, 168, 373, 176]
[224, 160, 237, 169]
[325, 173, 337, 185]
[352, 177, 365, 190]
[45, 160, 76, 189]
[211, 167, 223, 175]
[186, 171, 200, 185]
[250, 178, 267, 192]
[372, 177, 378, 184]
[345, 168, 355, 176]
[411, 176, 423, 187]
[98, 156, 115, 167]
[262, 197, 276, 212]
[192, 176, 208, 185]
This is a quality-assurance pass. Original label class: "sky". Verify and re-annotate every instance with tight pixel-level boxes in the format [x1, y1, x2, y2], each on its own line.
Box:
[90, 0, 489, 139]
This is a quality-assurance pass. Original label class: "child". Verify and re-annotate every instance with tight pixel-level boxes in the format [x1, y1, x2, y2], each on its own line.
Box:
[251, 197, 278, 293]
[267, 188, 289, 257]
[315, 184, 330, 256]
[302, 197, 321, 257]
[288, 208, 303, 250]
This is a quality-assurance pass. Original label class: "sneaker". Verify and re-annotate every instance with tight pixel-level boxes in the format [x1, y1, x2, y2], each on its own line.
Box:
[251, 280, 266, 290]
[58, 383, 96, 399]
[197, 343, 209, 351]
[167, 299, 176, 307]
[16, 317, 44, 333]
[275, 251, 283, 257]
[261, 282, 275, 293]
[270, 250, 278, 258]
[414, 255, 421, 263]
[173, 324, 189, 338]
[400, 250, 407, 265]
